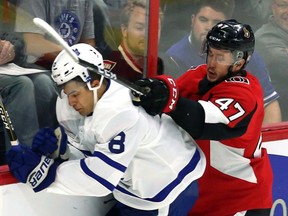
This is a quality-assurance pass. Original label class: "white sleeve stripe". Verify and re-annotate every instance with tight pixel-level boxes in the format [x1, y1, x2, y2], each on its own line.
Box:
[93, 151, 127, 172]
[198, 100, 230, 124]
[80, 158, 116, 191]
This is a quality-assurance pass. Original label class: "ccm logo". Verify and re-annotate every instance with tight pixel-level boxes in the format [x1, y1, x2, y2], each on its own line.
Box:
[28, 157, 54, 188]
[167, 78, 178, 111]
[0, 107, 14, 130]
[89, 67, 117, 80]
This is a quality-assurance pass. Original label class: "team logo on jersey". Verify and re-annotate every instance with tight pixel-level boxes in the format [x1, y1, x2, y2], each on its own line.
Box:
[243, 27, 250, 38]
[225, 76, 250, 85]
[54, 11, 80, 46]
[103, 59, 117, 72]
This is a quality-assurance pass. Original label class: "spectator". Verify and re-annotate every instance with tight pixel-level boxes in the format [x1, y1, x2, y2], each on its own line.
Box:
[159, 0, 194, 52]
[255, 0, 288, 121]
[6, 43, 206, 216]
[0, 31, 57, 153]
[134, 19, 273, 216]
[164, 0, 281, 124]
[233, 0, 272, 31]
[104, 0, 163, 82]
[14, 0, 95, 69]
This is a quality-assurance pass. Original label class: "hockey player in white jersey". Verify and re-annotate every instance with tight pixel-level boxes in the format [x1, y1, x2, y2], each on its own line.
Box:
[6, 43, 205, 216]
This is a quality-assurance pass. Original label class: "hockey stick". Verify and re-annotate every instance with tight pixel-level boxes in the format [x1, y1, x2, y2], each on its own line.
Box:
[32, 17, 147, 96]
[0, 95, 18, 146]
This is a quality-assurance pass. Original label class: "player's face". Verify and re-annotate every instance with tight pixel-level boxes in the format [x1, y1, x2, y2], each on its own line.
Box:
[206, 47, 234, 82]
[191, 7, 226, 45]
[122, 6, 146, 56]
[63, 81, 94, 116]
[272, 0, 288, 31]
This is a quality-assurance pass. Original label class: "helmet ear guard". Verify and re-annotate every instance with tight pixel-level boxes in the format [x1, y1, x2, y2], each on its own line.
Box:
[234, 61, 241, 66]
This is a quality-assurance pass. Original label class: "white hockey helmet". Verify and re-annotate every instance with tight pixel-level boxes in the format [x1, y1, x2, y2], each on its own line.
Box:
[51, 43, 104, 90]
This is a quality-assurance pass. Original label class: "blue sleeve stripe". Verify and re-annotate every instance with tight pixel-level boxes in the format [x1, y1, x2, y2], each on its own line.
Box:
[81, 150, 93, 156]
[80, 158, 115, 191]
[115, 149, 201, 202]
[92, 151, 127, 172]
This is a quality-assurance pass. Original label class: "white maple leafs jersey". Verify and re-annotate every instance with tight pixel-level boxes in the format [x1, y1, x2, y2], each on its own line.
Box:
[49, 80, 205, 210]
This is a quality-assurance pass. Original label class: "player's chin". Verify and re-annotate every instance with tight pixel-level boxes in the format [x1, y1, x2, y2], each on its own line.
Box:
[75, 108, 86, 116]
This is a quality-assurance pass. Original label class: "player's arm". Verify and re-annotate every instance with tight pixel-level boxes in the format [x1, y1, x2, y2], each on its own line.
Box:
[132, 77, 254, 140]
[168, 97, 205, 139]
[48, 110, 141, 196]
[169, 97, 250, 140]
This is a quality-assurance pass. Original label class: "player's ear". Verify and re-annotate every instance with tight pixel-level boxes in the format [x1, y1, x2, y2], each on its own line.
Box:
[233, 59, 245, 70]
[91, 79, 100, 88]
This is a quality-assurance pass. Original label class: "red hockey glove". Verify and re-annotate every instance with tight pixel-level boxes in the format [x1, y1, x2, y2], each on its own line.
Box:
[132, 75, 179, 116]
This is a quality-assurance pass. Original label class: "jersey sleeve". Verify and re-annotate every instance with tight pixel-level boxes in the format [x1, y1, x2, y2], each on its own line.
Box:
[201, 78, 260, 129]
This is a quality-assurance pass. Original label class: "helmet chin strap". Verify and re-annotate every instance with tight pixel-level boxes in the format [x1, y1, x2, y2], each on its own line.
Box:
[92, 89, 98, 107]
[86, 76, 104, 108]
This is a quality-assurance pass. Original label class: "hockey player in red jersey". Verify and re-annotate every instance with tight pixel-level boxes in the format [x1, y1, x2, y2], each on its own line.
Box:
[132, 19, 273, 216]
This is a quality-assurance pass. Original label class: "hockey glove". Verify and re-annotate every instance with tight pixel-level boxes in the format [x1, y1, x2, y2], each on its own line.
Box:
[6, 144, 57, 192]
[132, 75, 179, 116]
[32, 125, 69, 162]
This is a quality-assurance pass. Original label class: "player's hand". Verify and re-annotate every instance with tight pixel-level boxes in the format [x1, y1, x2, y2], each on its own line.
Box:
[32, 125, 69, 162]
[6, 144, 57, 192]
[132, 75, 179, 116]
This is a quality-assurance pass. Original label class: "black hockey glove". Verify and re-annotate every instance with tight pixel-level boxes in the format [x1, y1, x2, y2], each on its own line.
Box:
[132, 75, 179, 116]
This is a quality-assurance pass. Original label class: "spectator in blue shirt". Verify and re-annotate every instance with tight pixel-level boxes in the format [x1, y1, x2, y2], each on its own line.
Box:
[164, 0, 281, 124]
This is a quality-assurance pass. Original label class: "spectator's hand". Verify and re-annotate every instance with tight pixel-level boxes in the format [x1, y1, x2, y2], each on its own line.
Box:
[0, 40, 15, 65]
[32, 125, 69, 162]
[6, 144, 58, 192]
[132, 75, 179, 116]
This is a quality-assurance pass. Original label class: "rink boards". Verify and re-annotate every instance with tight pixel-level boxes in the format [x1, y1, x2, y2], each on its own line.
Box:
[0, 124, 288, 216]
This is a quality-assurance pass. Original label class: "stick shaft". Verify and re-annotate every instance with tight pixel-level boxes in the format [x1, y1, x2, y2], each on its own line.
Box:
[33, 18, 147, 96]
[0, 96, 18, 146]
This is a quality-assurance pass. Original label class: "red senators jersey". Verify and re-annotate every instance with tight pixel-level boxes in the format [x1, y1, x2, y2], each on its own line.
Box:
[177, 64, 273, 216]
